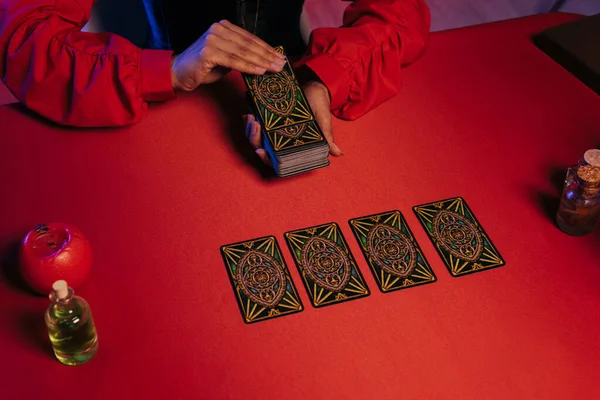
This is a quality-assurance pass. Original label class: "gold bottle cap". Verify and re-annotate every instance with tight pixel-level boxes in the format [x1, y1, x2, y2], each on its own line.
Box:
[583, 149, 600, 167]
[577, 165, 600, 185]
[52, 280, 69, 299]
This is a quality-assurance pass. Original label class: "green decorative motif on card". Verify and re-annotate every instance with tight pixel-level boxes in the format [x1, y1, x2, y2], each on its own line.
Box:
[413, 197, 505, 277]
[285, 223, 370, 307]
[349, 211, 436, 292]
[266, 120, 325, 151]
[243, 47, 314, 131]
[221, 236, 303, 323]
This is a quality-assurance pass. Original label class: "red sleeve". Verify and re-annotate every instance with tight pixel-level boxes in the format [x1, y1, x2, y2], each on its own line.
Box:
[296, 0, 430, 120]
[0, 0, 175, 127]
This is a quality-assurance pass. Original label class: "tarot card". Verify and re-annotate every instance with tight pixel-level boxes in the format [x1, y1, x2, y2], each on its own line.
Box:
[349, 210, 436, 292]
[221, 236, 304, 323]
[284, 223, 370, 307]
[413, 197, 505, 277]
[243, 46, 314, 131]
[265, 120, 326, 153]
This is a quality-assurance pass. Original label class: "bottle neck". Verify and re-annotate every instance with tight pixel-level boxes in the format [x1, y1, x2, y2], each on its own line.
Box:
[575, 177, 600, 199]
[49, 287, 74, 306]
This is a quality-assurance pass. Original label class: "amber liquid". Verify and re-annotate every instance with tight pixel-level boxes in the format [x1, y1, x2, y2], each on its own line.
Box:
[556, 191, 600, 236]
[45, 295, 98, 366]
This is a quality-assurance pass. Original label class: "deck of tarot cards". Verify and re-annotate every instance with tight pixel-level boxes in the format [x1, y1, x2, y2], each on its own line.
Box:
[243, 47, 330, 177]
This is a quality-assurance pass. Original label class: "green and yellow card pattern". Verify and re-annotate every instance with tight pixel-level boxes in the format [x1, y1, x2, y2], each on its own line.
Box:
[349, 211, 436, 292]
[266, 120, 325, 152]
[284, 223, 370, 308]
[243, 46, 326, 153]
[413, 197, 505, 277]
[221, 236, 304, 324]
[243, 46, 313, 131]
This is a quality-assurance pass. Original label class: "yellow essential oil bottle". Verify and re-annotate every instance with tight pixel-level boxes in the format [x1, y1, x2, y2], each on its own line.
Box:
[44, 280, 98, 365]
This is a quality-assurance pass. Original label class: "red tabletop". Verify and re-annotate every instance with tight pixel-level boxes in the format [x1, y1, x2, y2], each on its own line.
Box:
[1, 12, 599, 400]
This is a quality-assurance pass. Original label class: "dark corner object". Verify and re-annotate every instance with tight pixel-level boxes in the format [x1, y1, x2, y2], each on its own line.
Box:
[532, 13, 600, 95]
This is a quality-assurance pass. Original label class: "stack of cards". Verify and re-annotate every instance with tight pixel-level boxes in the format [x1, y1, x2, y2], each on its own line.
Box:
[243, 47, 330, 177]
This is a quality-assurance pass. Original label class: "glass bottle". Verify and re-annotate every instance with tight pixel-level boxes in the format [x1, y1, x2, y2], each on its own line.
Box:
[556, 165, 600, 235]
[45, 280, 98, 366]
[564, 149, 600, 187]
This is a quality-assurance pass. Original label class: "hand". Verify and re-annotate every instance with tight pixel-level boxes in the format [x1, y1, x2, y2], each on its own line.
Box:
[245, 81, 343, 166]
[171, 20, 287, 91]
[303, 81, 343, 156]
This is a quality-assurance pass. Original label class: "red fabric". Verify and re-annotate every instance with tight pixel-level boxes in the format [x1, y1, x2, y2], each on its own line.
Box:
[140, 49, 176, 103]
[0, 0, 427, 126]
[0, 81, 16, 105]
[0, 0, 175, 127]
[297, 0, 430, 120]
[1, 13, 600, 400]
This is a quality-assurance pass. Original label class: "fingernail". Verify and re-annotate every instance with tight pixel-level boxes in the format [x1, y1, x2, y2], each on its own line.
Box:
[270, 62, 284, 71]
[331, 144, 343, 156]
[255, 67, 267, 74]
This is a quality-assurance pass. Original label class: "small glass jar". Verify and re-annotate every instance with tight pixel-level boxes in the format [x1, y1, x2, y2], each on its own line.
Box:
[564, 149, 600, 187]
[45, 280, 98, 366]
[556, 165, 600, 235]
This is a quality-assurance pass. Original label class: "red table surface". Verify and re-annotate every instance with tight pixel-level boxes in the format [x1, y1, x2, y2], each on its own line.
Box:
[1, 12, 599, 400]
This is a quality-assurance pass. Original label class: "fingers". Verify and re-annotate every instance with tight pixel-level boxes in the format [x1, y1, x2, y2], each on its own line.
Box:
[244, 114, 254, 141]
[210, 52, 269, 75]
[219, 20, 285, 60]
[255, 148, 272, 167]
[205, 22, 286, 74]
[244, 114, 272, 166]
[174, 20, 286, 90]
[306, 83, 343, 157]
[246, 115, 262, 149]
[315, 110, 343, 156]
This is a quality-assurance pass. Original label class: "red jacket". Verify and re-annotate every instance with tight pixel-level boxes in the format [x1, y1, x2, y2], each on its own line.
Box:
[0, 0, 430, 127]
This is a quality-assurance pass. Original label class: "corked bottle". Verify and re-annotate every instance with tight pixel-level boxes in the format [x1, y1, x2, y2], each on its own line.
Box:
[45, 280, 98, 365]
[564, 149, 600, 187]
[556, 165, 600, 235]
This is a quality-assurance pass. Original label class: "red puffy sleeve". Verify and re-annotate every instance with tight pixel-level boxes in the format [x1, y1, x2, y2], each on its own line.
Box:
[0, 0, 175, 127]
[296, 0, 430, 120]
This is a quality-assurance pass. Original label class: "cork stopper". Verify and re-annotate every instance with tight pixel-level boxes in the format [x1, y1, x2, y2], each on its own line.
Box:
[577, 165, 600, 186]
[583, 149, 600, 167]
[52, 280, 69, 300]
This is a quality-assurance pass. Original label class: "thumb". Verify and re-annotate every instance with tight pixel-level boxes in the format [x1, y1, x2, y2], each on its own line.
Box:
[314, 107, 343, 157]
